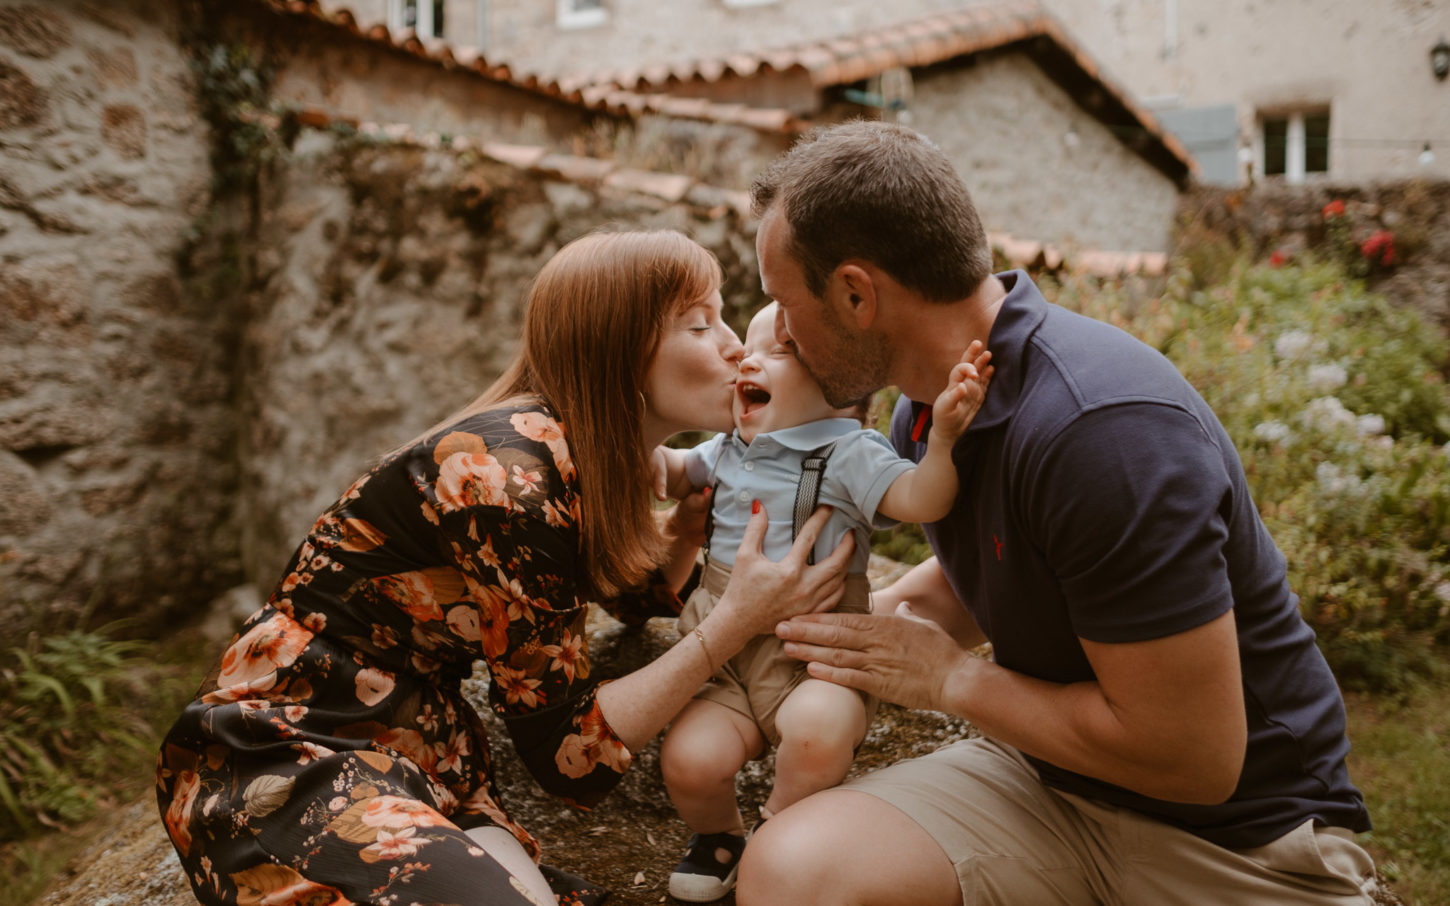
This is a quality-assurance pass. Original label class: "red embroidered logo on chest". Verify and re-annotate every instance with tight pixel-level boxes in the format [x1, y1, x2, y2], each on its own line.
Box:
[993, 533, 1004, 561]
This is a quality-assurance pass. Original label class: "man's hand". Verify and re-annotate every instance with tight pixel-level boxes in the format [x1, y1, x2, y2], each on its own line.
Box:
[776, 604, 977, 712]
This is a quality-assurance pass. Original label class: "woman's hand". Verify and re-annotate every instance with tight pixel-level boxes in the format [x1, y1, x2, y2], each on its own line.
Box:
[776, 603, 978, 713]
[709, 502, 854, 643]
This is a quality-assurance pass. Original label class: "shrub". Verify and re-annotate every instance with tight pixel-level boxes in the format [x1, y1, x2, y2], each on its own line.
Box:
[0, 624, 167, 842]
[1051, 257, 1450, 691]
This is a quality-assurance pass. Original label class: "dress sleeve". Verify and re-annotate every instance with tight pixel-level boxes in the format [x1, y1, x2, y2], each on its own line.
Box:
[420, 408, 636, 808]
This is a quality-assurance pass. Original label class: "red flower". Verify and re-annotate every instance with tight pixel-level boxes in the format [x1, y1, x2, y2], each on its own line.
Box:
[1359, 230, 1396, 267]
[1322, 199, 1346, 219]
[1269, 249, 1289, 268]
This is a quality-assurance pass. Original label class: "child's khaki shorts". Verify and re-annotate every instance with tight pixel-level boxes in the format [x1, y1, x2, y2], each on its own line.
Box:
[842, 736, 1377, 905]
[676, 558, 878, 747]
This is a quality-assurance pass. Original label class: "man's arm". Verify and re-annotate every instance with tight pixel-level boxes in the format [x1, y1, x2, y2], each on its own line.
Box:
[778, 608, 1246, 805]
[871, 557, 986, 649]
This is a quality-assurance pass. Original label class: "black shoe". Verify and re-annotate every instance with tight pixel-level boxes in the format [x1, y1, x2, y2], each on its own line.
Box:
[668, 831, 747, 903]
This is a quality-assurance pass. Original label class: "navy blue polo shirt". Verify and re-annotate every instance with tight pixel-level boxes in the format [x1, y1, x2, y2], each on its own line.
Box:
[890, 271, 1370, 849]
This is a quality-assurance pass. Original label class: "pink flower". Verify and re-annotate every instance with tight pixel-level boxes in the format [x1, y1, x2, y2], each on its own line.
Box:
[1322, 199, 1346, 219]
[360, 795, 450, 829]
[435, 451, 510, 513]
[215, 612, 313, 690]
[1269, 249, 1288, 268]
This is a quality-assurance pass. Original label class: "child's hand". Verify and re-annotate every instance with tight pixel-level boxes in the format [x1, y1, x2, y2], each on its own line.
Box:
[649, 445, 670, 500]
[929, 341, 993, 443]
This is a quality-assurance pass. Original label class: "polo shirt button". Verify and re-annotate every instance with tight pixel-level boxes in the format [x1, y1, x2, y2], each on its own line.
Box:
[743, 462, 755, 471]
[737, 492, 750, 504]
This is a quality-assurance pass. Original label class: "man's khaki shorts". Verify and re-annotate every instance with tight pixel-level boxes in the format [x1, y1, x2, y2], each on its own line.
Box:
[676, 558, 878, 747]
[842, 736, 1377, 905]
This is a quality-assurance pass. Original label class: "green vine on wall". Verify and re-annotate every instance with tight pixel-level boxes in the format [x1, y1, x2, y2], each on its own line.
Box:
[185, 27, 280, 195]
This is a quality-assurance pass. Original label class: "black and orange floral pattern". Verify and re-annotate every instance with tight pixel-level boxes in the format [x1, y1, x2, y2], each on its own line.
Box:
[157, 401, 682, 905]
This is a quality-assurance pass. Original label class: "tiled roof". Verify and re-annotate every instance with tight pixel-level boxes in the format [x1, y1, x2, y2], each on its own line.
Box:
[565, 0, 1195, 182]
[270, 1, 1189, 181]
[250, 0, 807, 132]
[243, 104, 1171, 278]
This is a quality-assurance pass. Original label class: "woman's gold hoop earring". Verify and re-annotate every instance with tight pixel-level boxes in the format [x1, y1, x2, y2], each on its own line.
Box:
[639, 391, 648, 415]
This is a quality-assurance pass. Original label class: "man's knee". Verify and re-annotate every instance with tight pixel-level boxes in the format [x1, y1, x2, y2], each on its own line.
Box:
[737, 803, 840, 904]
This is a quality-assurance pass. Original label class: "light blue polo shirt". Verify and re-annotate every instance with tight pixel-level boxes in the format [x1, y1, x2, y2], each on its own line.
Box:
[683, 418, 916, 572]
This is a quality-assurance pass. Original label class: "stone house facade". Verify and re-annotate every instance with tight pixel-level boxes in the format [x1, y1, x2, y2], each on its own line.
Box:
[312, 1, 1197, 253]
[339, 0, 1450, 186]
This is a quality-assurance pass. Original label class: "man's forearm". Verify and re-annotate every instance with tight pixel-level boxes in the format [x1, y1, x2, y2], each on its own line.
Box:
[936, 612, 1246, 805]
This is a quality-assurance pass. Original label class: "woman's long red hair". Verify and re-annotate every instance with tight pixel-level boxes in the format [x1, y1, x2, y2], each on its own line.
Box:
[431, 229, 723, 598]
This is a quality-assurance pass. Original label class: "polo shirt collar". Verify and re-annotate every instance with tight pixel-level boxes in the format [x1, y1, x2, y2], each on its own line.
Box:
[908, 269, 1047, 435]
[730, 418, 860, 451]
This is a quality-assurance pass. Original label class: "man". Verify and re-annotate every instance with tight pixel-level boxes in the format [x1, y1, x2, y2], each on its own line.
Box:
[737, 120, 1375, 905]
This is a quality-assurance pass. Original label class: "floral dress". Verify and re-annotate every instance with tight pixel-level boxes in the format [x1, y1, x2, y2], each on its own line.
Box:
[156, 401, 685, 906]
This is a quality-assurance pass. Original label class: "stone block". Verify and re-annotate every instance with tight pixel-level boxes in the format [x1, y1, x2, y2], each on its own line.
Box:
[0, 450, 52, 534]
[88, 46, 138, 89]
[0, 5, 72, 59]
[101, 103, 146, 159]
[0, 56, 48, 128]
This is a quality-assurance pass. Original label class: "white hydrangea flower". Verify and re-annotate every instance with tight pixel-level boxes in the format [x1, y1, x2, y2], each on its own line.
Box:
[1253, 421, 1292, 443]
[1307, 363, 1348, 393]
[1274, 330, 1314, 361]
[1301, 396, 1357, 433]
[1356, 414, 1386, 437]
[1315, 461, 1361, 494]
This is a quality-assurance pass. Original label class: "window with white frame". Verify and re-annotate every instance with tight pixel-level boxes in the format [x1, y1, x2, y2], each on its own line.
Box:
[388, 0, 443, 38]
[724, 0, 780, 8]
[557, 0, 607, 29]
[389, 0, 446, 39]
[1260, 110, 1330, 183]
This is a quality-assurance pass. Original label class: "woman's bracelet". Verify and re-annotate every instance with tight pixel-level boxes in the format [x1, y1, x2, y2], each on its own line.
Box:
[693, 626, 716, 673]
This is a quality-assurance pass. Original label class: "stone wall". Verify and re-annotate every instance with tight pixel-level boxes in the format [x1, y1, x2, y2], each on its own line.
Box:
[915, 51, 1180, 254]
[232, 125, 763, 592]
[219, 1, 606, 152]
[0, 0, 767, 648]
[0, 0, 230, 638]
[0, 0, 772, 646]
[1176, 179, 1450, 329]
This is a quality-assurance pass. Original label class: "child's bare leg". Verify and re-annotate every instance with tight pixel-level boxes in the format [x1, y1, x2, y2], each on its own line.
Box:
[762, 678, 868, 817]
[662, 698, 766, 834]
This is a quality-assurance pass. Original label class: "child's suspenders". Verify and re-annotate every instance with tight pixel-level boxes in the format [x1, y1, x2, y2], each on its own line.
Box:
[702, 441, 839, 566]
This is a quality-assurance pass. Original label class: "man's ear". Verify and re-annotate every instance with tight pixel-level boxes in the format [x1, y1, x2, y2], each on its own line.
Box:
[835, 264, 878, 329]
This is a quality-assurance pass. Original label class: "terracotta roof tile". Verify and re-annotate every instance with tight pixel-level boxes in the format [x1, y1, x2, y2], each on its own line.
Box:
[480, 142, 548, 170]
[535, 153, 616, 184]
[248, 0, 802, 134]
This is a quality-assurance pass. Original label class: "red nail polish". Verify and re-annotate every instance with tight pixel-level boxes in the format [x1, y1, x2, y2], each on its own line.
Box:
[752, 500, 761, 514]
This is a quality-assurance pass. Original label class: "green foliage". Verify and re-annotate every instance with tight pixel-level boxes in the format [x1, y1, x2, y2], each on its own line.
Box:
[1344, 682, 1450, 904]
[1049, 257, 1450, 693]
[187, 40, 280, 194]
[0, 624, 163, 843]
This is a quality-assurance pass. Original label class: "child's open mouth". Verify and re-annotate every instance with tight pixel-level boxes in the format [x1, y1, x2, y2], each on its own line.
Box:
[737, 381, 771, 418]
